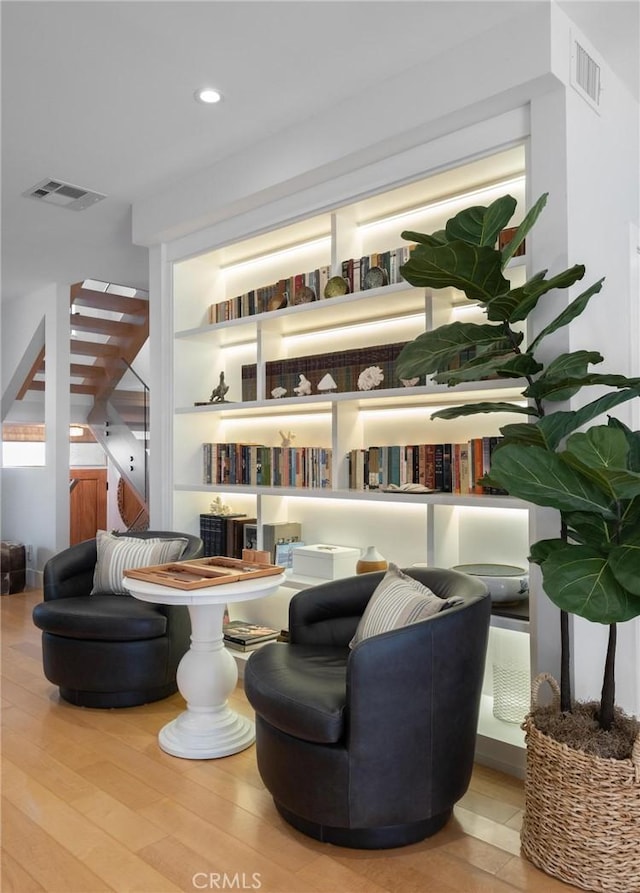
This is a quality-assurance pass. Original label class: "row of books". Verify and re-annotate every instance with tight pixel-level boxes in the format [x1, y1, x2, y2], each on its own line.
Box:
[223, 620, 280, 652]
[202, 442, 333, 489]
[340, 245, 414, 293]
[199, 513, 256, 558]
[347, 438, 508, 494]
[241, 341, 413, 401]
[210, 267, 332, 324]
[208, 245, 416, 325]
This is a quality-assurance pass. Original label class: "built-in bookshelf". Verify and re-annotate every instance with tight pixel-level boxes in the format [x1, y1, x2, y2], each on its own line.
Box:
[170, 144, 531, 774]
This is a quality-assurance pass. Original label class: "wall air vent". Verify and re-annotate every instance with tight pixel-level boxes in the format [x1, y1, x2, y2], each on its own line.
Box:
[571, 34, 602, 113]
[22, 178, 106, 211]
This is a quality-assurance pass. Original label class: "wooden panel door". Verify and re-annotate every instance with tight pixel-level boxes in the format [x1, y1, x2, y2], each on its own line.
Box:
[70, 468, 107, 545]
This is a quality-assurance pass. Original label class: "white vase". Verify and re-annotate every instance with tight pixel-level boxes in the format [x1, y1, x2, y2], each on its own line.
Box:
[356, 546, 388, 574]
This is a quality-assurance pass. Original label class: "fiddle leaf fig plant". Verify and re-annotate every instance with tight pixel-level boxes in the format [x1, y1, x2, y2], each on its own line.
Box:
[396, 192, 640, 732]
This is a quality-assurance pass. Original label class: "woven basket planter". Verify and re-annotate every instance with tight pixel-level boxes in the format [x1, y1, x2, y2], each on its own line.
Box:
[521, 674, 640, 893]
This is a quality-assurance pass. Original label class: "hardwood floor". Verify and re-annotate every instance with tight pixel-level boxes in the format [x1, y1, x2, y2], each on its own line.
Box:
[1, 589, 570, 893]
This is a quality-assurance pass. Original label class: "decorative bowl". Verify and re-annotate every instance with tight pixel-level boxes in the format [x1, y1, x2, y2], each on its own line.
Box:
[451, 563, 529, 603]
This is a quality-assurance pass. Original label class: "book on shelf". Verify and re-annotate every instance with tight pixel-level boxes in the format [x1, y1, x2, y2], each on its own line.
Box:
[226, 517, 257, 559]
[223, 620, 279, 646]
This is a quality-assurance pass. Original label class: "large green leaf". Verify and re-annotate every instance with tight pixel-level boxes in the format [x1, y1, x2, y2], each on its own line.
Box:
[431, 351, 540, 386]
[565, 426, 629, 470]
[399, 241, 510, 302]
[499, 422, 548, 447]
[501, 193, 548, 266]
[431, 402, 537, 421]
[534, 389, 640, 451]
[534, 351, 604, 402]
[563, 511, 616, 547]
[545, 350, 604, 379]
[529, 537, 566, 565]
[486, 265, 585, 323]
[609, 539, 640, 595]
[483, 444, 617, 516]
[432, 353, 513, 385]
[527, 278, 605, 353]
[483, 270, 546, 321]
[395, 322, 516, 378]
[540, 544, 640, 623]
[445, 195, 517, 247]
[561, 453, 640, 500]
[524, 373, 640, 402]
[607, 417, 640, 471]
[401, 229, 447, 247]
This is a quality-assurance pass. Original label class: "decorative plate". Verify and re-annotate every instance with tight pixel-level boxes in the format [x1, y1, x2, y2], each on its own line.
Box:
[324, 275, 350, 298]
[362, 266, 389, 290]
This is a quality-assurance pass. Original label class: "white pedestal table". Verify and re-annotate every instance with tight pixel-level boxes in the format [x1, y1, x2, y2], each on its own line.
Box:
[124, 572, 285, 759]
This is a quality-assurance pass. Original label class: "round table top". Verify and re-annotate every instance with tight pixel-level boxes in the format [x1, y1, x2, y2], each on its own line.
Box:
[123, 572, 287, 606]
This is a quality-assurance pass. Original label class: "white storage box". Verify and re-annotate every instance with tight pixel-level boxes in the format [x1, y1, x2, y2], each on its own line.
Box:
[292, 544, 360, 580]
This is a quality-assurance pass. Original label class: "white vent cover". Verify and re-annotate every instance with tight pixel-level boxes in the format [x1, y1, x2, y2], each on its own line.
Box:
[22, 179, 106, 211]
[571, 34, 602, 112]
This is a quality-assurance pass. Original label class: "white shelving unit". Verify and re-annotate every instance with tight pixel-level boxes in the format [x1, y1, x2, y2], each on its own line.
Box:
[170, 145, 532, 774]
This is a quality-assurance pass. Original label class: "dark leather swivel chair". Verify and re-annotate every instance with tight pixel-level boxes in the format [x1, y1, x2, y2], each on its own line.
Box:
[33, 530, 203, 708]
[245, 567, 490, 849]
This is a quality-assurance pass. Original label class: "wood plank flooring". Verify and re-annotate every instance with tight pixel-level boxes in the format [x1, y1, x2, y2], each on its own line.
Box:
[1, 589, 571, 893]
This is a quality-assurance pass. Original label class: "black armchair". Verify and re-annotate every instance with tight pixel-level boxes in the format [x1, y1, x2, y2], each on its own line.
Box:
[33, 530, 203, 708]
[244, 567, 490, 849]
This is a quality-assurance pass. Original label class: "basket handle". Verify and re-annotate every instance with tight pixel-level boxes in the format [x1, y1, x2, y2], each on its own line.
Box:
[530, 672, 561, 711]
[633, 736, 640, 783]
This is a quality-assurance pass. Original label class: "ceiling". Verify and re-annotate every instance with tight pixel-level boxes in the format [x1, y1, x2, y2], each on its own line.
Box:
[2, 1, 638, 307]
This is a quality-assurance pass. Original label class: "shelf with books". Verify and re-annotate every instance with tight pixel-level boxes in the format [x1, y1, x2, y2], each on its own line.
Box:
[169, 145, 533, 772]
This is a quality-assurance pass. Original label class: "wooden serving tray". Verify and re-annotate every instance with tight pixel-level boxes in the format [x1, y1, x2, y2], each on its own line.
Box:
[124, 556, 284, 590]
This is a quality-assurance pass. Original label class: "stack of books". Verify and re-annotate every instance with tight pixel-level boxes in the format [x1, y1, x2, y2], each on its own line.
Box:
[223, 621, 280, 652]
[199, 513, 256, 557]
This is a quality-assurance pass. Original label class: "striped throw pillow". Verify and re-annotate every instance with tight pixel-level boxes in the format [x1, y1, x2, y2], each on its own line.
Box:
[91, 530, 188, 594]
[350, 563, 445, 647]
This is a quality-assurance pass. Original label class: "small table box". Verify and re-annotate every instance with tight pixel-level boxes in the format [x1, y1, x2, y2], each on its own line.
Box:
[292, 544, 360, 580]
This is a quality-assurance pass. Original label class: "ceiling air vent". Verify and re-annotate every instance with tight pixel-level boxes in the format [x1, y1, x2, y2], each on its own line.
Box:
[571, 35, 602, 112]
[22, 178, 106, 211]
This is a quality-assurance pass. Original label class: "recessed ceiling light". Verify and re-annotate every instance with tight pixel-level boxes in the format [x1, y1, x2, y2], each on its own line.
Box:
[195, 87, 222, 105]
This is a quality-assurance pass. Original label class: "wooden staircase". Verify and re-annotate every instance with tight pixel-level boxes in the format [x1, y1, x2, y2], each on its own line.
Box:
[17, 281, 149, 402]
[16, 280, 150, 508]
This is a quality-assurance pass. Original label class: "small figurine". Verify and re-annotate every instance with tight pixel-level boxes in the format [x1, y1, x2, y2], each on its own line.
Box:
[271, 386, 287, 399]
[279, 430, 296, 447]
[210, 495, 233, 516]
[317, 373, 337, 393]
[209, 371, 230, 403]
[293, 374, 311, 396]
[358, 366, 384, 391]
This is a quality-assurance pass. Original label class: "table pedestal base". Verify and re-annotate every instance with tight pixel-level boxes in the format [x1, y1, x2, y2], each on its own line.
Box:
[159, 705, 255, 759]
[158, 602, 255, 760]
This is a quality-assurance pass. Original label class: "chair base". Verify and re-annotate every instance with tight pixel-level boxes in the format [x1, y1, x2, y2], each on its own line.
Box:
[59, 681, 178, 709]
[275, 801, 452, 849]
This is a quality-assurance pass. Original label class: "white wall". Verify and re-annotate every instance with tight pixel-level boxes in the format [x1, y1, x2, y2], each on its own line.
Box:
[133, 3, 556, 249]
[551, 6, 640, 714]
[1, 282, 70, 585]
